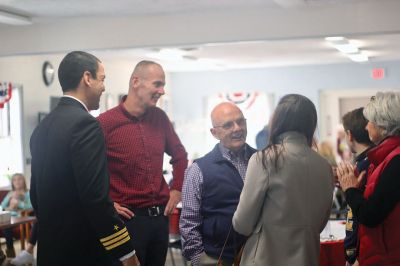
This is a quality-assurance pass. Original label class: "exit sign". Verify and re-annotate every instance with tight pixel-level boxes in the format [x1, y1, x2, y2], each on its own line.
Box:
[372, 68, 385, 79]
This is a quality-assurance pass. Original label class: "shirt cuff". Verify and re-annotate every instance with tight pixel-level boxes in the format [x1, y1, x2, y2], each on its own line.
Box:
[345, 188, 363, 208]
[191, 252, 202, 266]
[119, 250, 135, 262]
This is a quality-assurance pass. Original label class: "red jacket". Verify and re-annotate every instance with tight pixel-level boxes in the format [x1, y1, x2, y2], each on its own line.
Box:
[359, 136, 400, 266]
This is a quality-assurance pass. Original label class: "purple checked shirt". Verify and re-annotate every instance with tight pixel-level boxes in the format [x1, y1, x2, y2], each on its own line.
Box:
[180, 143, 249, 266]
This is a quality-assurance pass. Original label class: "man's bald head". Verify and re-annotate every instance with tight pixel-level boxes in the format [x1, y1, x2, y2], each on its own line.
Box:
[129, 60, 163, 88]
[124, 60, 166, 115]
[210, 102, 247, 152]
[211, 102, 242, 127]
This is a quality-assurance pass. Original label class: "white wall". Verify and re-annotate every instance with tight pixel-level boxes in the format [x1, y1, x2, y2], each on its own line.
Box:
[169, 60, 400, 158]
[2, 53, 400, 178]
[0, 54, 170, 178]
[0, 54, 64, 177]
[0, 86, 24, 187]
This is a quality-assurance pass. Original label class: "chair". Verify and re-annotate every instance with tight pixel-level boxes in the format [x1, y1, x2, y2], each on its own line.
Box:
[168, 208, 187, 266]
[0, 191, 8, 204]
[168, 235, 187, 266]
[19, 209, 35, 250]
[331, 187, 346, 219]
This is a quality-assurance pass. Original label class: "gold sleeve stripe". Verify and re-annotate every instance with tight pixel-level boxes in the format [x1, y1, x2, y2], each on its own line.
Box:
[100, 227, 127, 243]
[102, 231, 129, 247]
[105, 235, 131, 250]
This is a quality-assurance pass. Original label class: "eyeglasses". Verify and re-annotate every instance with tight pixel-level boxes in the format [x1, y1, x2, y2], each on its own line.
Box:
[213, 118, 246, 130]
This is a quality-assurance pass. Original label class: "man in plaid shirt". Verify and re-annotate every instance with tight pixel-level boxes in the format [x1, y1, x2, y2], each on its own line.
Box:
[180, 102, 256, 265]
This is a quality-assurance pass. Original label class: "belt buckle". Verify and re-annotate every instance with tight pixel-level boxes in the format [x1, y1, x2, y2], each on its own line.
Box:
[148, 206, 161, 216]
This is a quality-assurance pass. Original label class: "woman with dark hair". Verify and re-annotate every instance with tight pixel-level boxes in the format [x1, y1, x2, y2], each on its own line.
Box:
[233, 94, 333, 266]
[337, 91, 400, 266]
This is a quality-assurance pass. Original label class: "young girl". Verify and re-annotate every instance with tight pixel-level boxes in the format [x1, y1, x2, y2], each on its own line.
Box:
[1, 173, 32, 258]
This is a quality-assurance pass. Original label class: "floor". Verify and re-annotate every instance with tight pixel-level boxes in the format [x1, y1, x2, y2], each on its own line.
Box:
[0, 239, 187, 266]
[165, 247, 188, 266]
[0, 238, 34, 266]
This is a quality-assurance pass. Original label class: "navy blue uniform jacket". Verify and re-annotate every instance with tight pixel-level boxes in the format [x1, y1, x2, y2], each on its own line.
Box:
[30, 97, 133, 266]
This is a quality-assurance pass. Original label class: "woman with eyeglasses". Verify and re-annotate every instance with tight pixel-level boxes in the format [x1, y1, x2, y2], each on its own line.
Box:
[232, 94, 334, 266]
[337, 91, 400, 266]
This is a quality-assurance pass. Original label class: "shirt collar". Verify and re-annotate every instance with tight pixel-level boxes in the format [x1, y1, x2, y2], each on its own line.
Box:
[62, 95, 89, 112]
[367, 136, 400, 166]
[218, 143, 246, 161]
[354, 146, 374, 163]
[119, 95, 151, 121]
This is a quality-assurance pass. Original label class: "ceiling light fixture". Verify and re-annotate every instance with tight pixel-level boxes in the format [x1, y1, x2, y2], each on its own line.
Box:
[348, 52, 369, 63]
[325, 36, 368, 62]
[0, 10, 32, 25]
[334, 43, 359, 54]
[146, 48, 186, 61]
[325, 36, 347, 44]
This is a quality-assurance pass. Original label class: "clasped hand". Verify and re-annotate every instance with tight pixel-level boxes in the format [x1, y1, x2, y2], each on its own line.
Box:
[336, 161, 366, 192]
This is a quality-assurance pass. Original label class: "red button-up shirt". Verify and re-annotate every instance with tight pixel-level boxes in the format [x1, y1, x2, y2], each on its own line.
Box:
[97, 103, 188, 208]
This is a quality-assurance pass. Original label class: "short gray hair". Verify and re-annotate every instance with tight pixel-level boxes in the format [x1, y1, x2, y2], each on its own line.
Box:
[363, 91, 400, 137]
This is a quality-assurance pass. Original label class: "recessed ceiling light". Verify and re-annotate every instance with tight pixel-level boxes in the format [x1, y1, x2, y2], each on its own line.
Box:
[348, 52, 369, 62]
[325, 36, 368, 62]
[326, 36, 351, 47]
[334, 43, 359, 54]
[146, 48, 185, 61]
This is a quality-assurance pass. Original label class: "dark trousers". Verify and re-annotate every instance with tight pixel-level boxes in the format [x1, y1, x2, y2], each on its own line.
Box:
[3, 222, 38, 249]
[3, 228, 13, 249]
[113, 215, 169, 266]
[29, 222, 38, 245]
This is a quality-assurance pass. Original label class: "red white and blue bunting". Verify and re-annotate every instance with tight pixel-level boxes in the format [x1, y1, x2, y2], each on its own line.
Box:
[0, 82, 12, 109]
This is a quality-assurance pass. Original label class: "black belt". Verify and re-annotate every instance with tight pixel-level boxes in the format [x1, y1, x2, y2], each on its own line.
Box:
[131, 205, 165, 217]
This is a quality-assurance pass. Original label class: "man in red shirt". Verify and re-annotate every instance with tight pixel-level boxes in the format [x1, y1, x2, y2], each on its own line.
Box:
[98, 60, 188, 266]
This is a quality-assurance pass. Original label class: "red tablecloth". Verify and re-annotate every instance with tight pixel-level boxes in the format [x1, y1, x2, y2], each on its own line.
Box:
[319, 240, 345, 266]
[169, 208, 180, 235]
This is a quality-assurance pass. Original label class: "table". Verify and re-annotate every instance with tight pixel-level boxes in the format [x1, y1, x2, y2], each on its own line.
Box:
[319, 220, 346, 266]
[320, 240, 345, 266]
[0, 216, 36, 250]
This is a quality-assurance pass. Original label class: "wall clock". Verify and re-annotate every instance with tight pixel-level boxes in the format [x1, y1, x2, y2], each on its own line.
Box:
[42, 61, 55, 86]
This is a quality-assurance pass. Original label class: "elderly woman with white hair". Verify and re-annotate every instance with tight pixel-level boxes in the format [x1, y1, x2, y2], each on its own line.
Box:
[337, 91, 400, 266]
